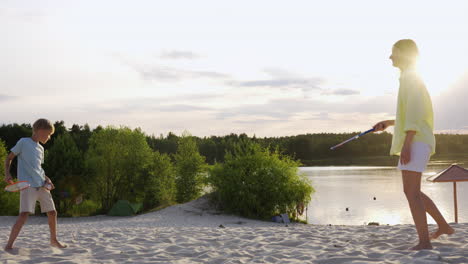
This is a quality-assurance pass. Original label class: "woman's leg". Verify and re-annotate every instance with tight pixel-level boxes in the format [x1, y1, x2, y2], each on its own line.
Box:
[420, 192, 455, 239]
[402, 170, 432, 250]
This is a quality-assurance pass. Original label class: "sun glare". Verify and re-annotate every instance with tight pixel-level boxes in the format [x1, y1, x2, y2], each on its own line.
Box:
[418, 43, 467, 96]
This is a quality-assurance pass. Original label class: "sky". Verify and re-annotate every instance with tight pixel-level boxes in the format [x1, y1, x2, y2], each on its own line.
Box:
[1, 0, 468, 137]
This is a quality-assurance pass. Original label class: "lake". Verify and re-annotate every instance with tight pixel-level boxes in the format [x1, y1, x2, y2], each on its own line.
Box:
[301, 158, 468, 225]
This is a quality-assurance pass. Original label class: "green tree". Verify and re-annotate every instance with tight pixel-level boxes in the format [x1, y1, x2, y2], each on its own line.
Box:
[43, 132, 83, 215]
[209, 140, 314, 220]
[174, 132, 207, 203]
[69, 124, 93, 154]
[141, 151, 176, 209]
[85, 127, 152, 212]
[0, 123, 32, 150]
[0, 140, 20, 215]
[43, 120, 67, 149]
[0, 140, 6, 178]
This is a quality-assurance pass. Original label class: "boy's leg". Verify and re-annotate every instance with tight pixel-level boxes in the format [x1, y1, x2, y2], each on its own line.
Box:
[5, 212, 29, 250]
[38, 189, 66, 248]
[46, 210, 66, 248]
[402, 170, 432, 250]
[5, 188, 36, 250]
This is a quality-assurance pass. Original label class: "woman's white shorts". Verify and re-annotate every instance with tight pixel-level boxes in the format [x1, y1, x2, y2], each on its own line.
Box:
[397, 141, 431, 173]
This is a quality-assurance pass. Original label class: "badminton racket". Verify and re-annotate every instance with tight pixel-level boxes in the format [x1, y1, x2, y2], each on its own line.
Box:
[330, 128, 375, 150]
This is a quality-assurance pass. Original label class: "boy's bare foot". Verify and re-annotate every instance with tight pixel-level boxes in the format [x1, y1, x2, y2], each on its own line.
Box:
[50, 240, 67, 248]
[409, 242, 433, 250]
[4, 244, 13, 251]
[430, 225, 455, 240]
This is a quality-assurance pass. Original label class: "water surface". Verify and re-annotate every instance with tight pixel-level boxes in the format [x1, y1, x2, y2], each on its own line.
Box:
[301, 159, 468, 225]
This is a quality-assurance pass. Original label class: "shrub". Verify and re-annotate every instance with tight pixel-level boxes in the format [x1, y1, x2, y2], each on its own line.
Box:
[69, 199, 100, 217]
[0, 183, 20, 216]
[208, 140, 314, 220]
[0, 140, 20, 216]
[174, 132, 207, 203]
[142, 151, 176, 209]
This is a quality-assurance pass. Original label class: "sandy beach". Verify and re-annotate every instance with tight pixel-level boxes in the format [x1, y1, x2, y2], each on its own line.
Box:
[1, 197, 467, 264]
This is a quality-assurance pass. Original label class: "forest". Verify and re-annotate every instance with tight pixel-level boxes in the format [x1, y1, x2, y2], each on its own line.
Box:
[1, 121, 467, 167]
[0, 121, 466, 217]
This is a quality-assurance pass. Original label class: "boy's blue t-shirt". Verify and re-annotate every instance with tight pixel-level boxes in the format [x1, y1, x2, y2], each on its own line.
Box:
[11, 138, 46, 188]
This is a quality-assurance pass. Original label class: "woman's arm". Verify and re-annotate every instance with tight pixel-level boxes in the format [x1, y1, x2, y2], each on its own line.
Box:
[400, 130, 416, 164]
[373, 120, 395, 132]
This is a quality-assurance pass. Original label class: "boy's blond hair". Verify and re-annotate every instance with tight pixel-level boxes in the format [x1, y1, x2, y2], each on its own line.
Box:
[33, 118, 55, 134]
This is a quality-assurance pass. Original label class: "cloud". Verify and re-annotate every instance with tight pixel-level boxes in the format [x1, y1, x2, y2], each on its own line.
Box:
[159, 50, 200, 60]
[434, 72, 468, 132]
[228, 68, 324, 92]
[156, 104, 212, 112]
[230, 78, 323, 91]
[130, 65, 230, 82]
[233, 118, 289, 124]
[78, 98, 214, 115]
[215, 95, 395, 121]
[0, 7, 45, 23]
[302, 112, 331, 121]
[0, 91, 398, 137]
[114, 53, 230, 82]
[0, 94, 17, 102]
[321, 88, 360, 95]
[172, 93, 224, 101]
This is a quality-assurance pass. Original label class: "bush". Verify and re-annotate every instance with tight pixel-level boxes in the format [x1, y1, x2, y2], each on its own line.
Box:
[68, 199, 100, 217]
[208, 140, 314, 220]
[174, 132, 207, 203]
[0, 182, 20, 216]
[142, 151, 176, 209]
[0, 140, 20, 215]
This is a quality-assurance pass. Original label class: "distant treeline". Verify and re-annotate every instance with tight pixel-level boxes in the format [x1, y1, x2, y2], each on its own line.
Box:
[1, 122, 467, 167]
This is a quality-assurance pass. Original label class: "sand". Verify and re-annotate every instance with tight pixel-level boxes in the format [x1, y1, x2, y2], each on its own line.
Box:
[1, 197, 467, 264]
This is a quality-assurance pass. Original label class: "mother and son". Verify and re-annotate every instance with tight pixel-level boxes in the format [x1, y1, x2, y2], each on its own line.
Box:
[3, 39, 454, 251]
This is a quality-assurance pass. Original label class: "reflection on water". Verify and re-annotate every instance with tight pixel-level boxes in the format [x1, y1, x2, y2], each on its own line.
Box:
[301, 159, 467, 225]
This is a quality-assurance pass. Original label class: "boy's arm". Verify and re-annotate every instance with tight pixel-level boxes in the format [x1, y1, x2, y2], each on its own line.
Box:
[4, 152, 16, 183]
[45, 175, 55, 189]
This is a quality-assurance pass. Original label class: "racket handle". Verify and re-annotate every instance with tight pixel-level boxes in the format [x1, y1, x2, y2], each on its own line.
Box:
[359, 128, 375, 136]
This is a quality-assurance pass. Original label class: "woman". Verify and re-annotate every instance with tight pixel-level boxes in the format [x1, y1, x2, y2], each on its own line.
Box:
[373, 39, 454, 250]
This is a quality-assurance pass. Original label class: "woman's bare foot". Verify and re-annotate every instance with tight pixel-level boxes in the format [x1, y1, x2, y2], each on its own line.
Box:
[50, 240, 67, 248]
[430, 225, 455, 240]
[409, 242, 433, 250]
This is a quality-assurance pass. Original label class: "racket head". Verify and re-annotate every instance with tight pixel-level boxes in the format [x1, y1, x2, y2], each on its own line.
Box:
[4, 181, 30, 192]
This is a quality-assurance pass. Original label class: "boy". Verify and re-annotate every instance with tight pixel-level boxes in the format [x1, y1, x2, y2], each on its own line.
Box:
[3, 118, 66, 250]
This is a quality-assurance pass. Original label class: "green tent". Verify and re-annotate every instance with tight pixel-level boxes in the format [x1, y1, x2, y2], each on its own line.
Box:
[108, 200, 143, 216]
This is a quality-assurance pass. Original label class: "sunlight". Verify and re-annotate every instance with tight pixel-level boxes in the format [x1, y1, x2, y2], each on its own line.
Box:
[418, 42, 467, 96]
[376, 213, 402, 225]
[368, 210, 437, 225]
